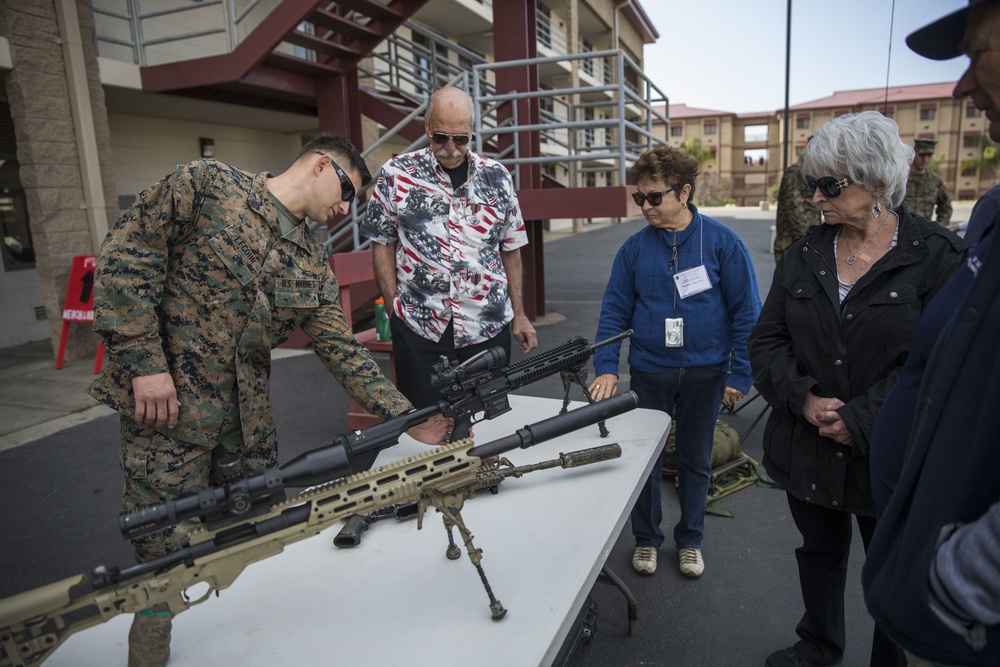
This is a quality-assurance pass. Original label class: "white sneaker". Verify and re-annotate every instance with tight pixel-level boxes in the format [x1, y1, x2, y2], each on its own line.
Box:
[632, 546, 657, 575]
[678, 548, 704, 577]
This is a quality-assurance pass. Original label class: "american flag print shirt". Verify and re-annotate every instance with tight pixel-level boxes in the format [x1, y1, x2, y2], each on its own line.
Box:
[361, 148, 528, 347]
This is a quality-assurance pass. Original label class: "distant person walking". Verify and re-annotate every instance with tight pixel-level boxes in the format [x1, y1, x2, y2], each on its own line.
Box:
[903, 138, 952, 225]
[774, 141, 822, 261]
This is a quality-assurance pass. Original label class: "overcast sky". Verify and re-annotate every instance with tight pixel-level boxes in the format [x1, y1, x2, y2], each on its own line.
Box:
[640, 0, 970, 113]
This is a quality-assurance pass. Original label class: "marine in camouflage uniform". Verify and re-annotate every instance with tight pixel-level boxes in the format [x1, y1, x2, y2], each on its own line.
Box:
[89, 136, 439, 564]
[773, 159, 822, 262]
[903, 138, 953, 225]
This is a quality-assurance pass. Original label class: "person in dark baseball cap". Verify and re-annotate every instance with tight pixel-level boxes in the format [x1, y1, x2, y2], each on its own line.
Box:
[906, 0, 996, 61]
[913, 138, 937, 155]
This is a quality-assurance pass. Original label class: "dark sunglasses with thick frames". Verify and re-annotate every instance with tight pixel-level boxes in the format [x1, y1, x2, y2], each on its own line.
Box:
[632, 183, 683, 207]
[805, 175, 853, 198]
[430, 132, 472, 146]
[314, 150, 355, 203]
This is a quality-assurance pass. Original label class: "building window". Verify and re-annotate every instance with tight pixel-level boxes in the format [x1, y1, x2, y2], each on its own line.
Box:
[582, 107, 594, 148]
[834, 109, 850, 118]
[964, 134, 981, 148]
[704, 122, 717, 135]
[0, 94, 34, 271]
[795, 115, 810, 129]
[580, 38, 595, 77]
[744, 124, 768, 143]
[967, 104, 982, 118]
[411, 33, 432, 97]
[670, 125, 683, 137]
[961, 165, 978, 177]
[958, 189, 977, 200]
[537, 5, 552, 49]
[920, 106, 937, 120]
[743, 149, 767, 166]
[880, 107, 894, 119]
[539, 85, 554, 145]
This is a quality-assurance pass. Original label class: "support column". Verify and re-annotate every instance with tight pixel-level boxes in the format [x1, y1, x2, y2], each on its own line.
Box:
[56, 0, 109, 251]
[493, 0, 544, 322]
[317, 69, 364, 149]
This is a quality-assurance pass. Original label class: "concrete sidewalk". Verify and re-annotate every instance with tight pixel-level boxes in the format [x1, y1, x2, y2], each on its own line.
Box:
[0, 340, 112, 452]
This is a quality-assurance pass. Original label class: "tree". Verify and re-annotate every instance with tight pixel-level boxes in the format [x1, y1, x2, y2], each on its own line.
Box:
[959, 135, 1000, 177]
[681, 138, 715, 167]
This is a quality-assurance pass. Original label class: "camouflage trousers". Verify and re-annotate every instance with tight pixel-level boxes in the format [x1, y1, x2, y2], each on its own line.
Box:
[120, 405, 276, 563]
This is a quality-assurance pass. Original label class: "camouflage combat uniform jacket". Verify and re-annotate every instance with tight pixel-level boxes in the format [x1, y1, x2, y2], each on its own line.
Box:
[773, 160, 821, 260]
[903, 170, 952, 225]
[89, 160, 410, 447]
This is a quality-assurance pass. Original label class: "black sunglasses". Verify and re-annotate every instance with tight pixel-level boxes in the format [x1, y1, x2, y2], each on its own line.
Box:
[314, 150, 355, 203]
[805, 175, 853, 198]
[632, 183, 683, 207]
[430, 132, 472, 146]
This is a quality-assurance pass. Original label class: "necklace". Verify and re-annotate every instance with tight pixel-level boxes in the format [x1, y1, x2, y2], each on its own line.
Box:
[839, 210, 894, 265]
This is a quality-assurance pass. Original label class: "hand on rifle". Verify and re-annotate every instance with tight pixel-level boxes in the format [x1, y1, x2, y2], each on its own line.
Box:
[407, 413, 455, 446]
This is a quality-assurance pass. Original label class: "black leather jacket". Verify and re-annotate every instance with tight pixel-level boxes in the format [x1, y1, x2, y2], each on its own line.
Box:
[749, 208, 966, 515]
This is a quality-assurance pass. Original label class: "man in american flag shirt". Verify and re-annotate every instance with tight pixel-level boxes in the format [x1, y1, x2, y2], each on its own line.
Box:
[361, 86, 537, 408]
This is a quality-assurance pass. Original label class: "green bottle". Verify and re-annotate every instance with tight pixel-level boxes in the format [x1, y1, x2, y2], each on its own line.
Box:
[375, 296, 391, 342]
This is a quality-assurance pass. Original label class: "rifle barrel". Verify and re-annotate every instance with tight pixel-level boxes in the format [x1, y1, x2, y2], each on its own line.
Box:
[468, 392, 638, 459]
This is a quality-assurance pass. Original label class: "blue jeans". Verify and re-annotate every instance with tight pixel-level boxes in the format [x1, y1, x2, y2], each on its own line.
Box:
[629, 366, 727, 550]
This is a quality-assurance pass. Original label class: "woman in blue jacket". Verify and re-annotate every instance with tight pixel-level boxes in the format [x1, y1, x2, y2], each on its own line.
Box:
[589, 145, 761, 579]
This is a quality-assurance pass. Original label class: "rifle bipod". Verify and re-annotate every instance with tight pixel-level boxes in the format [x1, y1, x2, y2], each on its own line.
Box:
[559, 368, 610, 437]
[420, 489, 507, 620]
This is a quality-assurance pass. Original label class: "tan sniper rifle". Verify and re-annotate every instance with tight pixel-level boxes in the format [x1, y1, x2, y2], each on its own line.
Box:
[334, 442, 625, 549]
[0, 393, 638, 667]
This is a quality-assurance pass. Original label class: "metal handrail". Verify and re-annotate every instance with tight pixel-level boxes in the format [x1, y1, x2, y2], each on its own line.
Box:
[472, 49, 669, 187]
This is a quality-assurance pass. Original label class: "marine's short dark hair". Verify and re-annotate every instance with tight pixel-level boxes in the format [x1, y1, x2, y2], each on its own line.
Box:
[299, 133, 372, 186]
[630, 145, 699, 202]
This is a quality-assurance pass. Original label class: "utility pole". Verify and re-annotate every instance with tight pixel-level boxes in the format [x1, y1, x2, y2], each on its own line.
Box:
[782, 0, 792, 173]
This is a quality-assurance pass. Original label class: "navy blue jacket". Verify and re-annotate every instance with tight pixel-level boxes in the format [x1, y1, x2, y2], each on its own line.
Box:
[594, 205, 761, 393]
[863, 220, 1000, 666]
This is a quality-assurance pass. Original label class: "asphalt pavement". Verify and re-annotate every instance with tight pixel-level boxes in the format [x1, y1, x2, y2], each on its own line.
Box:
[0, 204, 975, 666]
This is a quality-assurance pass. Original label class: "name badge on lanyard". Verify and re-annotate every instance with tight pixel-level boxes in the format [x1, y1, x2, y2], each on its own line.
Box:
[673, 265, 712, 299]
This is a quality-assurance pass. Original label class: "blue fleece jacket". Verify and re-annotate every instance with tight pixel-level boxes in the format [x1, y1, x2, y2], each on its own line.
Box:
[593, 204, 762, 393]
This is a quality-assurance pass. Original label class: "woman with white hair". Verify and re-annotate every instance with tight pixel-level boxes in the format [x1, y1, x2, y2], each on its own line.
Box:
[748, 111, 967, 667]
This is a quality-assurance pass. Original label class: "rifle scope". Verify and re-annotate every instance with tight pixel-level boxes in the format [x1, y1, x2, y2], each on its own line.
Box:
[430, 346, 507, 388]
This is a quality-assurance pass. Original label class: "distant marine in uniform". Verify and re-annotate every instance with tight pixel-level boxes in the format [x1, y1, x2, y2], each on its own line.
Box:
[903, 138, 952, 225]
[773, 151, 822, 262]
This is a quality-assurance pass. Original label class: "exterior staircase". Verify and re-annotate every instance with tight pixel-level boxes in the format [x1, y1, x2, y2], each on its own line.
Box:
[138, 0, 432, 114]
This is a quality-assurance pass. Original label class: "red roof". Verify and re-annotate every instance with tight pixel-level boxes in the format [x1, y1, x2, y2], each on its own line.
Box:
[656, 103, 732, 119]
[651, 82, 959, 122]
[790, 82, 957, 110]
